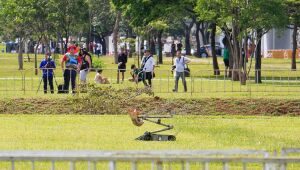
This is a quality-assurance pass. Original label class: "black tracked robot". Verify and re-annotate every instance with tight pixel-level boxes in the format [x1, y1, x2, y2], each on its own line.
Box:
[129, 109, 176, 141]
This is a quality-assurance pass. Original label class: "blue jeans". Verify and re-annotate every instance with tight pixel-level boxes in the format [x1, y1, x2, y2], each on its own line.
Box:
[174, 71, 187, 92]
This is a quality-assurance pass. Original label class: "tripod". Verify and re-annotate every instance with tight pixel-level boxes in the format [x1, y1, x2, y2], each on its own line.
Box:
[36, 71, 58, 94]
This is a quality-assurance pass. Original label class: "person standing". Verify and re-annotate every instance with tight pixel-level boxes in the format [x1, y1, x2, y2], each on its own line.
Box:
[172, 50, 191, 92]
[117, 48, 128, 83]
[39, 53, 56, 94]
[79, 48, 92, 84]
[223, 42, 230, 77]
[96, 43, 101, 58]
[61, 45, 82, 93]
[141, 50, 155, 87]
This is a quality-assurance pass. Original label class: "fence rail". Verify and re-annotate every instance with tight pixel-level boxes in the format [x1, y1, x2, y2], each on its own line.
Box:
[0, 150, 299, 170]
[1, 68, 300, 96]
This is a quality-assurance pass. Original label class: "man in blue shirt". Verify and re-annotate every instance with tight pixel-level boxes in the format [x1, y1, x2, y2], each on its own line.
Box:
[39, 53, 56, 94]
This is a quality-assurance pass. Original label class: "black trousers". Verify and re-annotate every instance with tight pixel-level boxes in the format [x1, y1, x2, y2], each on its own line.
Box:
[63, 69, 77, 93]
[143, 72, 153, 87]
[43, 76, 54, 93]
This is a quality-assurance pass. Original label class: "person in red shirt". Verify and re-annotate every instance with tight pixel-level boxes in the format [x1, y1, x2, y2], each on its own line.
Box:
[61, 45, 82, 93]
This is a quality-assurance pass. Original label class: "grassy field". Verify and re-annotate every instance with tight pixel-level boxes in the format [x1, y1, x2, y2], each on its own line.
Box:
[0, 52, 300, 169]
[0, 115, 299, 169]
[0, 115, 299, 150]
[1, 52, 300, 99]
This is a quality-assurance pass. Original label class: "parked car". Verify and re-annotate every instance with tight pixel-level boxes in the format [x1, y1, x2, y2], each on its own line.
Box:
[204, 44, 223, 57]
[194, 44, 223, 58]
[193, 47, 208, 58]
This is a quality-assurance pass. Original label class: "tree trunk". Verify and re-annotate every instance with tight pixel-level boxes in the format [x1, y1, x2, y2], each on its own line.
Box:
[86, 30, 91, 52]
[255, 29, 263, 84]
[239, 35, 246, 85]
[60, 34, 64, 55]
[150, 37, 155, 55]
[199, 29, 205, 45]
[183, 20, 194, 55]
[113, 11, 121, 64]
[138, 36, 144, 68]
[65, 30, 69, 53]
[127, 26, 134, 58]
[25, 41, 30, 62]
[158, 30, 163, 64]
[291, 24, 298, 70]
[200, 22, 210, 45]
[231, 16, 240, 81]
[18, 38, 24, 70]
[210, 23, 220, 75]
[185, 27, 191, 55]
[35, 37, 42, 75]
[44, 35, 50, 54]
[195, 22, 201, 57]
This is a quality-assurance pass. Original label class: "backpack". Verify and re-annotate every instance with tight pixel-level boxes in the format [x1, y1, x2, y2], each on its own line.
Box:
[183, 57, 190, 77]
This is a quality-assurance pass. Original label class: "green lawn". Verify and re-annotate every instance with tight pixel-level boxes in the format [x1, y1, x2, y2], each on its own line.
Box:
[0, 115, 299, 150]
[1, 53, 300, 99]
[0, 114, 298, 169]
[0, 53, 300, 169]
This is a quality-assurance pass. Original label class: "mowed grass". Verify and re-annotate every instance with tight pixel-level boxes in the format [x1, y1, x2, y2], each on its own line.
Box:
[0, 115, 299, 150]
[0, 114, 299, 169]
[1, 52, 300, 99]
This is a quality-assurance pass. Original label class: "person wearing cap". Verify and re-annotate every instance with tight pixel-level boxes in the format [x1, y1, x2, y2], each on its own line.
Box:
[39, 53, 56, 94]
[141, 50, 155, 87]
[61, 45, 82, 93]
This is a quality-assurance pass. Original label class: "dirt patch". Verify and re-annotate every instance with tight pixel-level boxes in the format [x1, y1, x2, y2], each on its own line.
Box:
[0, 87, 299, 116]
[1, 97, 299, 116]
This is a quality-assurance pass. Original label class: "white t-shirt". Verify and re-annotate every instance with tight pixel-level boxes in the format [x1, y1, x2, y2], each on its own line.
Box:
[141, 55, 155, 72]
[174, 56, 191, 72]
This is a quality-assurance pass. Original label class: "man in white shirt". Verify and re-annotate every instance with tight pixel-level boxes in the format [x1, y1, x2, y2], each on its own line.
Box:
[172, 50, 191, 92]
[141, 50, 155, 87]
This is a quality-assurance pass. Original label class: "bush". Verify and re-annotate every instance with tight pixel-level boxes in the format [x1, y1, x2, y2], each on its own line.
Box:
[77, 86, 154, 114]
[91, 57, 105, 71]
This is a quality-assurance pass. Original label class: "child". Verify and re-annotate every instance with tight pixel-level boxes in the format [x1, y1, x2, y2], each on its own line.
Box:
[129, 64, 143, 83]
[94, 69, 110, 84]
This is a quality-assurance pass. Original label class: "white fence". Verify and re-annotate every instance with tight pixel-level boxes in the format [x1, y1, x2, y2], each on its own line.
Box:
[0, 149, 300, 170]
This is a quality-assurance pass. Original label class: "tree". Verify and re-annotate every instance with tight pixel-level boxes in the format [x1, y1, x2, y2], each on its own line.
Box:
[90, 0, 115, 55]
[286, 0, 300, 70]
[196, 0, 288, 84]
[0, 0, 37, 70]
[113, 10, 121, 64]
[148, 20, 168, 64]
[112, 0, 181, 63]
[51, 0, 86, 53]
[31, 0, 58, 75]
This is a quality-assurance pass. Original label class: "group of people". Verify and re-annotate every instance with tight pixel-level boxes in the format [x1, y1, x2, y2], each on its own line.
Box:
[129, 49, 191, 92]
[40, 45, 92, 94]
[40, 45, 191, 94]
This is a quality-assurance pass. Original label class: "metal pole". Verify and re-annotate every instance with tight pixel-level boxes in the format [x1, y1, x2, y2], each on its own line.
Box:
[109, 161, 116, 170]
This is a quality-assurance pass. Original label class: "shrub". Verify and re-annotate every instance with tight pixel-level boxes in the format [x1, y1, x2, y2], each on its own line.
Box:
[92, 57, 105, 71]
